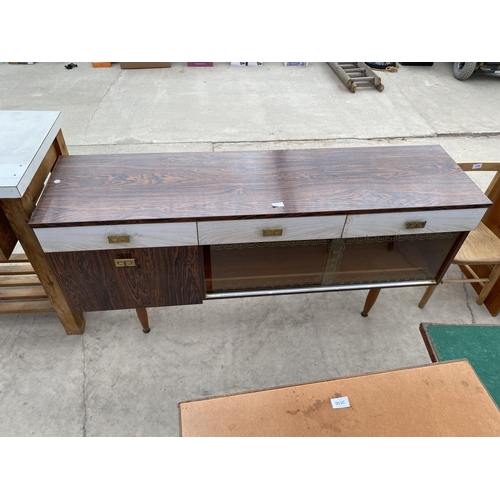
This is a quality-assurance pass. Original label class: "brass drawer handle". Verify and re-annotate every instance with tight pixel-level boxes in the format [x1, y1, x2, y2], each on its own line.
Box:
[108, 235, 130, 243]
[406, 221, 427, 229]
[114, 258, 136, 267]
[262, 228, 283, 237]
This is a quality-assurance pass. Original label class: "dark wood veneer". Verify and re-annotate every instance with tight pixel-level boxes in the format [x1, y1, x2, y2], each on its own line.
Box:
[45, 246, 204, 312]
[29, 146, 491, 228]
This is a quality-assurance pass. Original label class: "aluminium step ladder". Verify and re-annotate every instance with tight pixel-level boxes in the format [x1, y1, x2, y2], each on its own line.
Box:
[328, 62, 384, 93]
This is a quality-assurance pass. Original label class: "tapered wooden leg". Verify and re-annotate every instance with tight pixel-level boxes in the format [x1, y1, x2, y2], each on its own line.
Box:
[418, 285, 438, 309]
[361, 288, 381, 317]
[136, 308, 150, 333]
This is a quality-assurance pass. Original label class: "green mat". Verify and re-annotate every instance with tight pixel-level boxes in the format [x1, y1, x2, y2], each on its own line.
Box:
[422, 324, 500, 408]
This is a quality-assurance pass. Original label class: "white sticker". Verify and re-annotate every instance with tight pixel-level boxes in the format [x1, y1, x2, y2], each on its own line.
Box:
[472, 163, 483, 169]
[53, 179, 60, 183]
[331, 396, 350, 409]
[272, 202, 284, 208]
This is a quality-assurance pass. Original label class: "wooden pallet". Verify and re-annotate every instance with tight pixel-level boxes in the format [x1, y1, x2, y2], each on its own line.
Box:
[328, 62, 384, 93]
[0, 252, 54, 313]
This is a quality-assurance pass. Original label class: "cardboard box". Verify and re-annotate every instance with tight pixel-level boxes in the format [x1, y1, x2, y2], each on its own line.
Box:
[231, 62, 247, 66]
[187, 62, 213, 67]
[120, 62, 171, 69]
[92, 62, 112, 68]
[283, 62, 308, 66]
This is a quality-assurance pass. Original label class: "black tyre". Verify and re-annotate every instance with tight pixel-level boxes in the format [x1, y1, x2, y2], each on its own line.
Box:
[453, 62, 477, 80]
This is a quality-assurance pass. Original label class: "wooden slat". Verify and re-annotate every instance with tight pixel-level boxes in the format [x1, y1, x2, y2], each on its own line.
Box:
[0, 299, 54, 314]
[457, 162, 500, 172]
[5, 253, 29, 262]
[0, 287, 48, 300]
[0, 274, 41, 287]
[0, 263, 35, 275]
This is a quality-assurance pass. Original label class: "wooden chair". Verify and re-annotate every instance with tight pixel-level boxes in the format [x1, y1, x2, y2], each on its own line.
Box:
[419, 222, 500, 308]
[419, 161, 500, 310]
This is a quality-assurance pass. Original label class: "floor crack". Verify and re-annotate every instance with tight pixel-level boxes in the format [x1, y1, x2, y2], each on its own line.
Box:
[463, 280, 476, 324]
[84, 72, 122, 142]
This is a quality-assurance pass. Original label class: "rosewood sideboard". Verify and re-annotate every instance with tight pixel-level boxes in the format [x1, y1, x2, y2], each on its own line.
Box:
[28, 145, 491, 333]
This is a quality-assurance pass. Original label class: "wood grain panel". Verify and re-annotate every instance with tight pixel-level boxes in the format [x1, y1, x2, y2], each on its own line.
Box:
[45, 246, 205, 312]
[29, 146, 491, 228]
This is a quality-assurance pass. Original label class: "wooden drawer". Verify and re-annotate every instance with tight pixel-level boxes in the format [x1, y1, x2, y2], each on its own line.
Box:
[33, 222, 198, 253]
[342, 208, 488, 238]
[197, 215, 346, 245]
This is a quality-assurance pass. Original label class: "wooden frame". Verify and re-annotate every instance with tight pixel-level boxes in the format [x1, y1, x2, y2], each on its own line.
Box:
[453, 162, 500, 316]
[0, 114, 85, 334]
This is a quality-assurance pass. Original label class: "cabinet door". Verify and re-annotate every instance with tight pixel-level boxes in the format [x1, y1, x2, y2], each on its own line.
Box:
[46, 246, 204, 312]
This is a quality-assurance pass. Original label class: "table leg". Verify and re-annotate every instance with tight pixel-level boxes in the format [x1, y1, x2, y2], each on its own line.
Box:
[361, 288, 381, 317]
[136, 308, 150, 333]
[418, 284, 438, 308]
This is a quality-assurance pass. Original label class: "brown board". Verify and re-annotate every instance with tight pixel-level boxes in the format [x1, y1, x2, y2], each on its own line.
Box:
[179, 360, 500, 436]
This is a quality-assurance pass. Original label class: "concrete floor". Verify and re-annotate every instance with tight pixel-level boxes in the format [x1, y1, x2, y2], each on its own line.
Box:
[1, 61, 500, 436]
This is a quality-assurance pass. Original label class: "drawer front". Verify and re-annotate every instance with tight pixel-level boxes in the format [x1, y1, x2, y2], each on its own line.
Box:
[198, 216, 346, 245]
[342, 208, 488, 238]
[34, 222, 198, 253]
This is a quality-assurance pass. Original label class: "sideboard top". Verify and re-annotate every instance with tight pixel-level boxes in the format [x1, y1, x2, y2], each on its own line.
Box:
[0, 110, 62, 198]
[29, 145, 492, 227]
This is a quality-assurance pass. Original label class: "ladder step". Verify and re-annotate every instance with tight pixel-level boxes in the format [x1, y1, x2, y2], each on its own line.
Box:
[351, 76, 375, 81]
